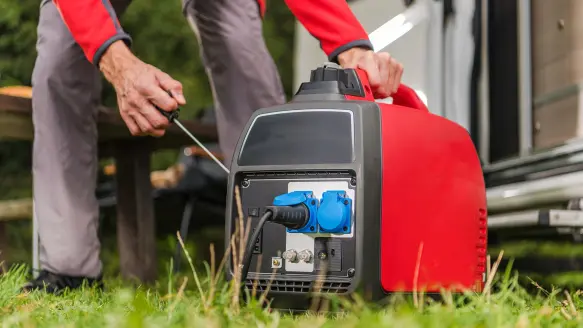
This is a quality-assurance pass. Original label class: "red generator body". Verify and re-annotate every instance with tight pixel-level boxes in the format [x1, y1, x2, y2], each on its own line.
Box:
[224, 63, 487, 311]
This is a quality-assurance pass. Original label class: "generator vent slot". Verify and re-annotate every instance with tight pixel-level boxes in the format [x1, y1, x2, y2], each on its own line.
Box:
[476, 208, 488, 288]
[319, 282, 351, 293]
[244, 170, 352, 178]
[245, 279, 351, 294]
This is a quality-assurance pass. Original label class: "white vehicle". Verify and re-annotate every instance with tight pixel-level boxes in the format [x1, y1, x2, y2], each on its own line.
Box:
[294, 0, 583, 240]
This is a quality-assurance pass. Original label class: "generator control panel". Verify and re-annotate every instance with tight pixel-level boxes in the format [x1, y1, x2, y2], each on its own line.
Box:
[280, 180, 355, 273]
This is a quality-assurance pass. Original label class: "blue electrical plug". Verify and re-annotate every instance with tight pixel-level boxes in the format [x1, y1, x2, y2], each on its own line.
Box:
[272, 190, 319, 233]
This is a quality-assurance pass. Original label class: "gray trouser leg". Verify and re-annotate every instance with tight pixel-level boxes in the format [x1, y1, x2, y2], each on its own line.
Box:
[183, 0, 286, 166]
[32, 1, 103, 278]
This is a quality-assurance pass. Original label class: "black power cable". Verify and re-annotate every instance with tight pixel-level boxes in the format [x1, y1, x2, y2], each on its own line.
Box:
[240, 210, 273, 285]
[239, 204, 311, 286]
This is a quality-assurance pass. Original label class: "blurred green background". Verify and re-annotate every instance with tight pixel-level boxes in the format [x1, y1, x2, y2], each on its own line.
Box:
[3, 0, 583, 290]
[0, 0, 296, 276]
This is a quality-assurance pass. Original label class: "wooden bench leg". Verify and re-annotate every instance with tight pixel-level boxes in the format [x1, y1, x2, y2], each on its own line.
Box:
[0, 222, 8, 273]
[114, 139, 157, 283]
[173, 194, 197, 273]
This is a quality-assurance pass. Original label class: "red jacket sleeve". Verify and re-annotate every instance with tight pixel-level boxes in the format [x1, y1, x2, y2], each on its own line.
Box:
[53, 0, 132, 66]
[284, 0, 373, 63]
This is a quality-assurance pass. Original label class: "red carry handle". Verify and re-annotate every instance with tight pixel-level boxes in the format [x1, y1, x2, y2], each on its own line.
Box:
[352, 68, 429, 112]
[392, 84, 429, 112]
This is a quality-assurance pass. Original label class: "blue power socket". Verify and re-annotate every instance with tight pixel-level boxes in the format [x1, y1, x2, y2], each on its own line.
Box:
[272, 191, 320, 233]
[316, 190, 352, 234]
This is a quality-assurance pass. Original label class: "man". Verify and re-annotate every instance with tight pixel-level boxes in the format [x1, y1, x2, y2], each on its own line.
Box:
[24, 0, 403, 293]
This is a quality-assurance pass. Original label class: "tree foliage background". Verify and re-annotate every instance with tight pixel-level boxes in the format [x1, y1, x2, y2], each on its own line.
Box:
[0, 0, 296, 200]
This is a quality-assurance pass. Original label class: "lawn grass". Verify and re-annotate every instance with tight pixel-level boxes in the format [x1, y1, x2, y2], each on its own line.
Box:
[3, 194, 583, 326]
[1, 247, 583, 327]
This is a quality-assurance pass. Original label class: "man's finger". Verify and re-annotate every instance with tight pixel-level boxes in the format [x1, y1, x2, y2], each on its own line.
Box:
[376, 53, 392, 96]
[129, 110, 157, 136]
[148, 128, 166, 137]
[139, 98, 170, 129]
[392, 61, 404, 94]
[120, 111, 141, 136]
[145, 84, 178, 112]
[357, 53, 381, 90]
[156, 71, 186, 105]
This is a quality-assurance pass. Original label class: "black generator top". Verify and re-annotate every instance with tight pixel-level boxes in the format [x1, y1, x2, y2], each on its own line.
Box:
[294, 63, 366, 98]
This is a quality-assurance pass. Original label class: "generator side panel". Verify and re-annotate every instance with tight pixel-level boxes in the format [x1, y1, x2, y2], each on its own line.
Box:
[378, 102, 487, 293]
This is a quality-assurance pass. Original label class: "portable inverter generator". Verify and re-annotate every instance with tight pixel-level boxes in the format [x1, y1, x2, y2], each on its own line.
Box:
[224, 63, 487, 311]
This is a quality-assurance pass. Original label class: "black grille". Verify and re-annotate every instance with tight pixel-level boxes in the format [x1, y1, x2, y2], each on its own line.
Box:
[243, 170, 353, 178]
[245, 279, 351, 294]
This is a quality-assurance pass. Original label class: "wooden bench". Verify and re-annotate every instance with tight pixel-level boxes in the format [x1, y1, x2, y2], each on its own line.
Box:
[0, 86, 218, 283]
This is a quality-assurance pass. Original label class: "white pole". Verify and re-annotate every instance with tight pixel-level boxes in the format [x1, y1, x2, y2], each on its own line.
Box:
[517, 0, 533, 156]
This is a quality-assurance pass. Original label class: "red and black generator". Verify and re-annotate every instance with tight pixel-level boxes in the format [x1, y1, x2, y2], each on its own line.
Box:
[224, 63, 487, 310]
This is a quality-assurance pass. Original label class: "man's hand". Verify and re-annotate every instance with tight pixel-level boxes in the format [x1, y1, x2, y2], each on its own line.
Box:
[99, 41, 186, 137]
[337, 47, 403, 99]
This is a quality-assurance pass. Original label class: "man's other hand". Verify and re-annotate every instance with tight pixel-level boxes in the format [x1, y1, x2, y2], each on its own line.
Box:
[99, 41, 186, 137]
[337, 48, 403, 99]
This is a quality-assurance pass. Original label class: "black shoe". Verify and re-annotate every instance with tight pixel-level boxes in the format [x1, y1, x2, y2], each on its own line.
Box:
[21, 270, 104, 294]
